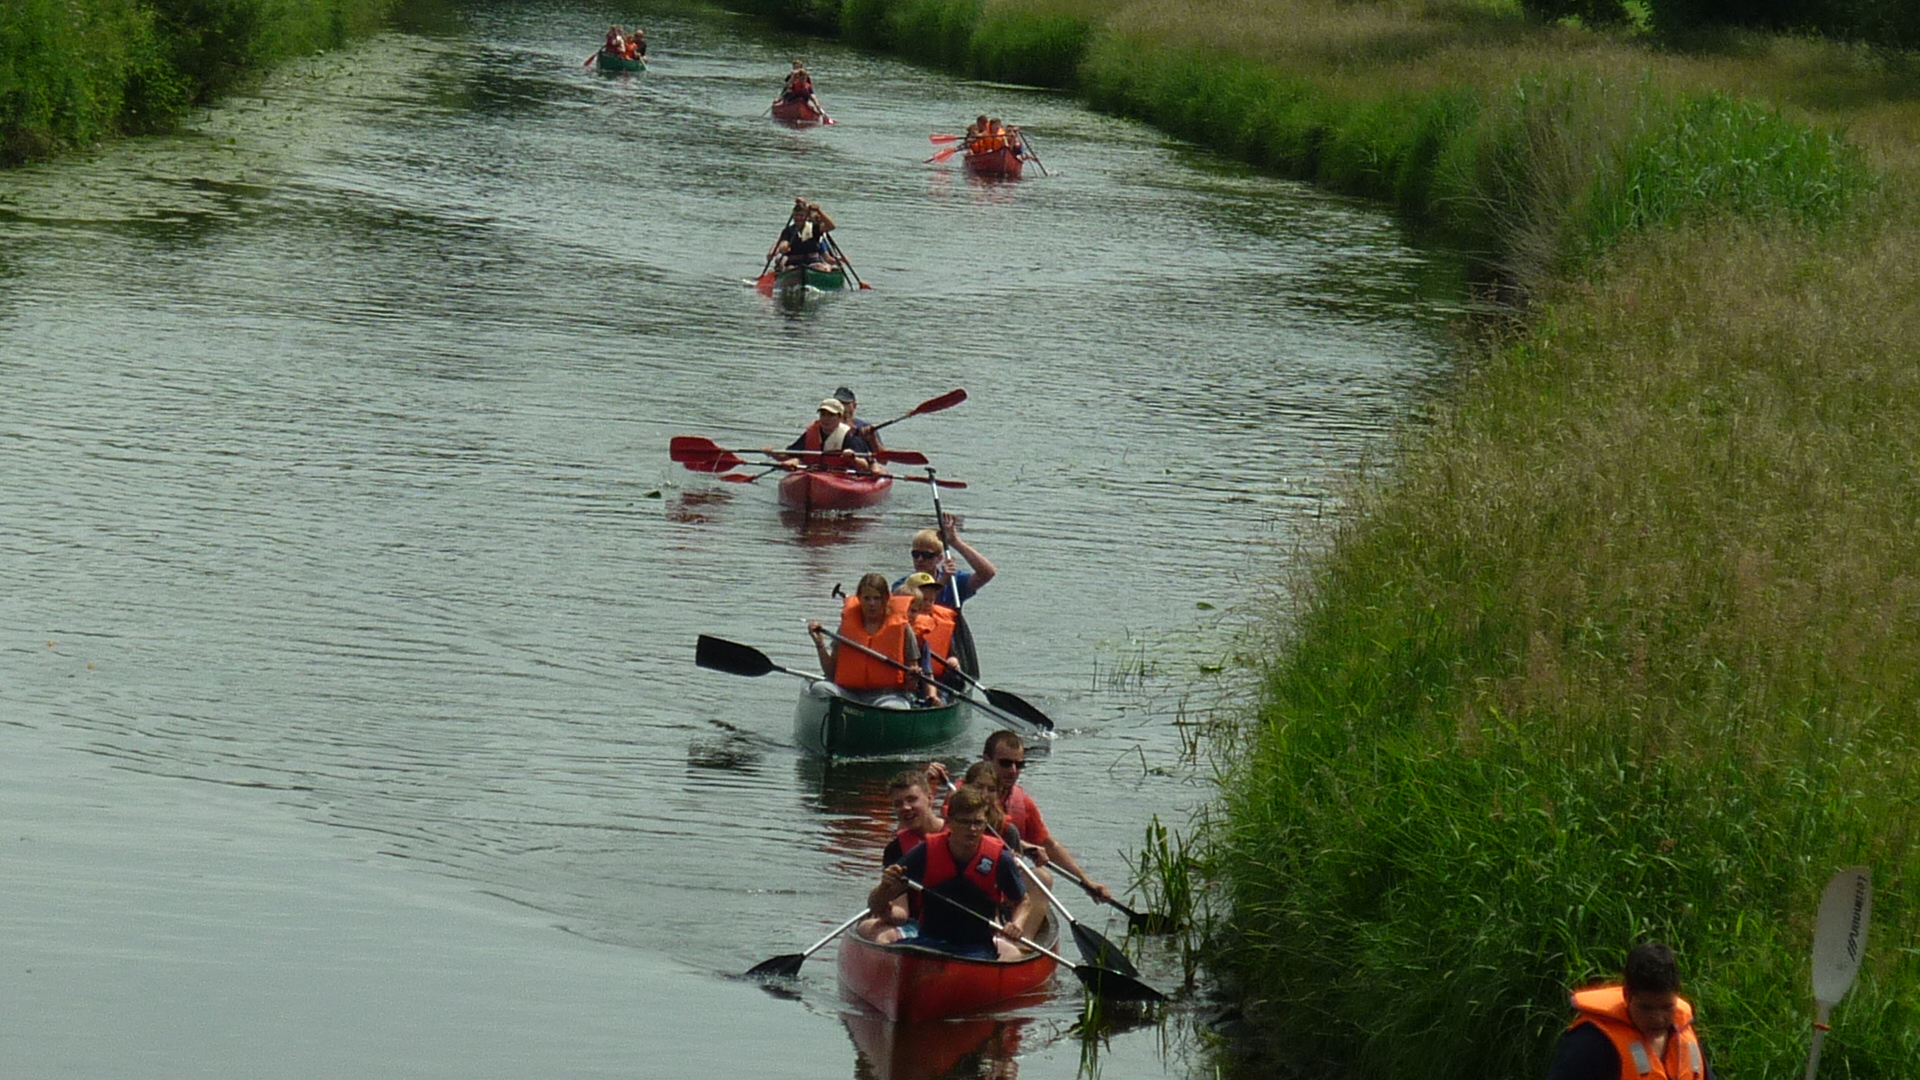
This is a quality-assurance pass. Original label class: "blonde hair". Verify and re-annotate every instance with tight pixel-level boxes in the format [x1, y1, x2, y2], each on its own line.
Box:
[910, 528, 943, 551]
[961, 760, 1007, 831]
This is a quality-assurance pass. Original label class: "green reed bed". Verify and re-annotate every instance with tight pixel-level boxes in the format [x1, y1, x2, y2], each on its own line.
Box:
[2, 0, 394, 163]
[1214, 209, 1920, 1077]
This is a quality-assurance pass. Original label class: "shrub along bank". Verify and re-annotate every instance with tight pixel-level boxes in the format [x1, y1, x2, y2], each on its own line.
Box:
[1, 0, 393, 163]
[728, 0, 1920, 1076]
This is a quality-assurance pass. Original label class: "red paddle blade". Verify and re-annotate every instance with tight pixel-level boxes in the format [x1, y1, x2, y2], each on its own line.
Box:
[909, 389, 967, 417]
[927, 145, 961, 163]
[753, 272, 775, 296]
[875, 450, 927, 465]
[718, 472, 760, 483]
[929, 133, 962, 143]
[669, 435, 726, 463]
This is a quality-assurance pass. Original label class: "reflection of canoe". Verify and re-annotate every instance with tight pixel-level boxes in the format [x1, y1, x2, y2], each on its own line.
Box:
[754, 266, 850, 296]
[595, 50, 646, 72]
[840, 1013, 1025, 1080]
[771, 98, 825, 124]
[962, 145, 1023, 178]
[794, 680, 969, 758]
[777, 468, 891, 512]
[838, 919, 1058, 1021]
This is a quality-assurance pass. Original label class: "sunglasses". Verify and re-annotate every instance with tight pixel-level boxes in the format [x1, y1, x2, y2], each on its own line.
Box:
[994, 757, 1026, 770]
[910, 549, 941, 559]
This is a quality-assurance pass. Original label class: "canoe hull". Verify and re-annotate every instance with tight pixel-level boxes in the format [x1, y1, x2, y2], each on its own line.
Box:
[837, 922, 1058, 1021]
[771, 98, 825, 124]
[962, 146, 1024, 179]
[595, 50, 646, 72]
[777, 468, 891, 511]
[794, 681, 969, 758]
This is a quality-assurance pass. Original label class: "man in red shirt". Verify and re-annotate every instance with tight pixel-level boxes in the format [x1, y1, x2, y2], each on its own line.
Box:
[929, 730, 1112, 904]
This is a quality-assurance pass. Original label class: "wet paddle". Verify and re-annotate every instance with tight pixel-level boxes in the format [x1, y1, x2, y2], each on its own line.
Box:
[1805, 866, 1873, 1080]
[695, 635, 822, 682]
[1014, 130, 1050, 177]
[824, 236, 870, 290]
[1049, 864, 1176, 935]
[747, 908, 868, 977]
[1013, 857, 1139, 978]
[942, 668, 1053, 732]
[926, 145, 962, 164]
[867, 389, 967, 433]
[903, 880, 1167, 1002]
[815, 628, 1029, 732]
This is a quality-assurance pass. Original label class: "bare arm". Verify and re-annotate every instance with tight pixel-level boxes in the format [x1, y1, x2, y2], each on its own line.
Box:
[1041, 838, 1110, 904]
[868, 864, 908, 917]
[808, 622, 835, 678]
[942, 515, 996, 588]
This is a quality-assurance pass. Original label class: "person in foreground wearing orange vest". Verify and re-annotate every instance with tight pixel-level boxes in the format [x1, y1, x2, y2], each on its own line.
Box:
[808, 572, 929, 706]
[1547, 942, 1715, 1080]
[866, 786, 1032, 960]
[928, 730, 1114, 905]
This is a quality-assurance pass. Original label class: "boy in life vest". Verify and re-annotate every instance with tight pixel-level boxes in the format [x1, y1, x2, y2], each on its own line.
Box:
[866, 786, 1032, 960]
[903, 570, 959, 693]
[1546, 942, 1715, 1080]
[927, 730, 1114, 905]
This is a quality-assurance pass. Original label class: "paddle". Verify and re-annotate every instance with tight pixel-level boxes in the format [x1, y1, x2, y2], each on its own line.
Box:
[1049, 863, 1176, 935]
[896, 473, 967, 490]
[815, 627, 1030, 732]
[867, 388, 967, 433]
[902, 880, 1167, 1002]
[939, 667, 1053, 732]
[1012, 856, 1138, 978]
[926, 145, 962, 165]
[695, 634, 823, 682]
[1014, 130, 1050, 177]
[929, 133, 964, 144]
[1805, 866, 1873, 1080]
[747, 908, 869, 977]
[720, 467, 781, 484]
[670, 436, 929, 468]
[825, 235, 871, 290]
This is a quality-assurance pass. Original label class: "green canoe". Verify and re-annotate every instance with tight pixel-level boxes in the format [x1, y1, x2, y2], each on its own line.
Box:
[794, 681, 970, 758]
[595, 50, 646, 72]
[773, 266, 849, 293]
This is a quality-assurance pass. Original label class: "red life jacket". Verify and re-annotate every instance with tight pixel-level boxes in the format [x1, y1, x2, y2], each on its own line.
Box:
[895, 827, 929, 856]
[921, 831, 1006, 905]
[1568, 986, 1705, 1080]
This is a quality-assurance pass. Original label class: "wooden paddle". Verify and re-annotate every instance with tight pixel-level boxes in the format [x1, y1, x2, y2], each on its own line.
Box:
[865, 389, 967, 433]
[815, 627, 1030, 733]
[902, 880, 1167, 1002]
[1012, 855, 1138, 977]
[1049, 863, 1176, 934]
[746, 908, 868, 977]
[1805, 866, 1873, 1080]
[695, 635, 822, 682]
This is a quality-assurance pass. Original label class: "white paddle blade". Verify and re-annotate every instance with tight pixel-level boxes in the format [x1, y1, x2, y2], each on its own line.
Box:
[1811, 866, 1872, 1006]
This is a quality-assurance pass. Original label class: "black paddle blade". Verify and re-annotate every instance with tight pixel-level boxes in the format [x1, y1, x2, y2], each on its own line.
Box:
[984, 687, 1054, 731]
[1072, 964, 1169, 1003]
[1126, 910, 1179, 935]
[746, 953, 805, 978]
[1070, 922, 1140, 980]
[695, 635, 775, 678]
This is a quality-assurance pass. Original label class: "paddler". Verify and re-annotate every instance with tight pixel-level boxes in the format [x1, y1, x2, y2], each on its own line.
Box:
[808, 572, 928, 705]
[896, 515, 995, 610]
[881, 768, 945, 864]
[1547, 942, 1716, 1080]
[957, 760, 1045, 941]
[964, 114, 989, 149]
[831, 386, 885, 452]
[768, 202, 838, 274]
[866, 786, 1033, 960]
[603, 25, 624, 53]
[623, 27, 647, 58]
[928, 730, 1115, 904]
[771, 398, 877, 472]
[903, 570, 961, 690]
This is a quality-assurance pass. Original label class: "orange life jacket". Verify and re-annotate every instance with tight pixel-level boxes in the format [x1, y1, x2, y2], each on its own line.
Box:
[911, 605, 957, 678]
[1568, 987, 1705, 1080]
[833, 597, 913, 691]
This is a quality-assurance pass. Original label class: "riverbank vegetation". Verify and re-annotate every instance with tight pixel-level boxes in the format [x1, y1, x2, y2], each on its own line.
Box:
[725, 0, 1920, 1075]
[1, 0, 394, 163]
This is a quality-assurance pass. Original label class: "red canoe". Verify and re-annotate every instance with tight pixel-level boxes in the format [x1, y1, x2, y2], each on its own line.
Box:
[837, 922, 1058, 1021]
[777, 468, 893, 512]
[962, 145, 1024, 179]
[771, 98, 826, 124]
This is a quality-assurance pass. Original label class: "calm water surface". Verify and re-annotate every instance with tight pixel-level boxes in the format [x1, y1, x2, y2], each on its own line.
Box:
[0, 4, 1457, 1076]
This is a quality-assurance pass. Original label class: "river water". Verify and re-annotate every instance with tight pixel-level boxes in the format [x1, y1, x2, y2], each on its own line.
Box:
[0, 3, 1458, 1076]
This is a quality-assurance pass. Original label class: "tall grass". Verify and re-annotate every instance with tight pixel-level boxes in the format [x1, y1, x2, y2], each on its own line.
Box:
[2, 0, 394, 163]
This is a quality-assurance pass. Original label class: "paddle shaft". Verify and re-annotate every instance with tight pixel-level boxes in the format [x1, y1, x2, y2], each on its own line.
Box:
[801, 908, 869, 960]
[826, 235, 866, 289]
[816, 627, 1029, 731]
[1014, 854, 1139, 978]
[1804, 1006, 1832, 1080]
[867, 389, 966, 432]
[902, 880, 1071, 967]
[901, 879, 1165, 1000]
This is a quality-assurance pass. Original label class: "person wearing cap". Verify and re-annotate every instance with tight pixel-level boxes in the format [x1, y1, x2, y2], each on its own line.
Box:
[902, 570, 960, 690]
[895, 513, 995, 609]
[832, 387, 885, 452]
[771, 398, 877, 471]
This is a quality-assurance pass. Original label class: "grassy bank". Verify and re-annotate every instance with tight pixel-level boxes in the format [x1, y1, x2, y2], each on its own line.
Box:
[724, 0, 1920, 1075]
[2, 0, 395, 163]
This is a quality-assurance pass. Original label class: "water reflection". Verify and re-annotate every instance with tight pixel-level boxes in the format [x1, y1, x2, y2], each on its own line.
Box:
[844, 1013, 1034, 1080]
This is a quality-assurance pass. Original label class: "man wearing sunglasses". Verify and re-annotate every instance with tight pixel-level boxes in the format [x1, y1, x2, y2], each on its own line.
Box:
[896, 514, 995, 611]
[928, 731, 1114, 906]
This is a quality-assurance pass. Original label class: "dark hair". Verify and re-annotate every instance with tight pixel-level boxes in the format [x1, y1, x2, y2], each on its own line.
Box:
[887, 769, 929, 796]
[983, 730, 1022, 758]
[1624, 942, 1681, 996]
[961, 761, 1007, 830]
[946, 785, 991, 820]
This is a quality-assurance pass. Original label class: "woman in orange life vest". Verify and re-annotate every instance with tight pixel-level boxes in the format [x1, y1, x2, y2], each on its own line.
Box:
[866, 786, 1034, 960]
[1546, 942, 1714, 1080]
[807, 572, 930, 706]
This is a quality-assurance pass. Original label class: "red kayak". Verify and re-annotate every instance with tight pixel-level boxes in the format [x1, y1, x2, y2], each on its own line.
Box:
[837, 921, 1058, 1021]
[771, 98, 827, 124]
[962, 145, 1024, 179]
[777, 468, 892, 512]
